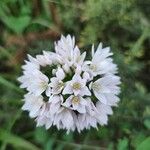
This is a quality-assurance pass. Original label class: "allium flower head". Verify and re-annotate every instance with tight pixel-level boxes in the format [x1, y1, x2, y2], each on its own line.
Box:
[18, 35, 121, 133]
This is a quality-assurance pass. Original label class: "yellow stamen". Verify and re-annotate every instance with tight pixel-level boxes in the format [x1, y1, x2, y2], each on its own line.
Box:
[89, 64, 97, 71]
[56, 82, 64, 90]
[92, 83, 100, 91]
[72, 82, 81, 90]
[72, 96, 80, 104]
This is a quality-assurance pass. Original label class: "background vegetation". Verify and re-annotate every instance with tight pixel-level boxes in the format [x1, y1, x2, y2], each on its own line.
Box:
[0, 0, 150, 149]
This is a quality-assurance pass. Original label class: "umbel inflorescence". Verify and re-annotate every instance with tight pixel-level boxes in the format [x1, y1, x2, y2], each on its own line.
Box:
[18, 35, 121, 133]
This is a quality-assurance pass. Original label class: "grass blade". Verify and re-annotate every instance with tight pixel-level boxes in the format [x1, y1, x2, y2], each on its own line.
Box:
[0, 129, 41, 150]
[0, 75, 23, 93]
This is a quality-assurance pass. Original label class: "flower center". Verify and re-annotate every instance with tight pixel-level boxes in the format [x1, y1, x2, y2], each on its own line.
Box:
[41, 81, 48, 89]
[92, 83, 100, 91]
[72, 96, 80, 104]
[72, 82, 81, 90]
[89, 64, 97, 71]
[58, 82, 64, 88]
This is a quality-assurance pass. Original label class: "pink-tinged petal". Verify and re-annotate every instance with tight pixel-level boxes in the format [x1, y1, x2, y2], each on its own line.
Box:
[96, 101, 113, 115]
[62, 98, 72, 107]
[72, 73, 82, 81]
[50, 102, 60, 115]
[96, 113, 108, 125]
[105, 93, 119, 106]
[75, 65, 82, 74]
[62, 84, 73, 95]
[77, 51, 86, 65]
[77, 104, 86, 113]
[80, 97, 87, 105]
[29, 107, 40, 118]
[83, 72, 90, 81]
[61, 109, 74, 129]
[94, 92, 107, 104]
[49, 95, 61, 104]
[80, 86, 91, 96]
[73, 89, 80, 96]
[34, 86, 46, 96]
[99, 86, 111, 93]
[45, 119, 53, 129]
[72, 103, 78, 110]
[74, 46, 80, 62]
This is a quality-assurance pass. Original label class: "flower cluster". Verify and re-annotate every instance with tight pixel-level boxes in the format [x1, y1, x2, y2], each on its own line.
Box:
[18, 35, 121, 133]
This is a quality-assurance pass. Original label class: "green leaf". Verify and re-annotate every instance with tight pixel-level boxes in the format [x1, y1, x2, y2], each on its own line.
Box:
[117, 138, 128, 150]
[144, 119, 150, 129]
[132, 133, 146, 148]
[0, 129, 41, 150]
[31, 18, 52, 28]
[45, 139, 55, 150]
[34, 127, 48, 144]
[137, 137, 150, 150]
[2, 16, 31, 34]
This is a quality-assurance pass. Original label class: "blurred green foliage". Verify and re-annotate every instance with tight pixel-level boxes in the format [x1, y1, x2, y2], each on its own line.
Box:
[0, 0, 150, 150]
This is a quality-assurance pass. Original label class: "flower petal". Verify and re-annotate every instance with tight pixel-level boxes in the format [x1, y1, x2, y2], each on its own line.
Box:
[80, 86, 91, 96]
[62, 83, 73, 95]
[77, 104, 86, 113]
[94, 92, 107, 104]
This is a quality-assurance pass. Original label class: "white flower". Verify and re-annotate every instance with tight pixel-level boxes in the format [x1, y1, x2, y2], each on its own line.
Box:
[90, 74, 120, 104]
[22, 55, 39, 71]
[53, 107, 74, 133]
[63, 73, 91, 96]
[55, 35, 86, 70]
[95, 101, 113, 125]
[36, 52, 52, 66]
[73, 46, 86, 67]
[18, 66, 49, 96]
[55, 35, 75, 66]
[48, 95, 63, 115]
[62, 95, 87, 113]
[36, 51, 62, 66]
[85, 98, 98, 116]
[76, 113, 98, 132]
[47, 67, 65, 95]
[83, 43, 118, 78]
[18, 34, 121, 133]
[22, 93, 44, 118]
[36, 103, 53, 129]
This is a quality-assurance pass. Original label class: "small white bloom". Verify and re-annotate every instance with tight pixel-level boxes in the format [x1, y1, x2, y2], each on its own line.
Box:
[36, 51, 62, 66]
[82, 71, 90, 81]
[95, 101, 113, 125]
[48, 68, 65, 95]
[73, 46, 86, 67]
[22, 93, 44, 118]
[85, 98, 98, 116]
[63, 73, 91, 96]
[18, 69, 49, 96]
[36, 103, 53, 129]
[48, 95, 63, 115]
[53, 107, 74, 133]
[77, 113, 98, 132]
[36, 95, 62, 129]
[83, 43, 118, 77]
[55, 35, 75, 66]
[63, 95, 87, 113]
[91, 75, 121, 104]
